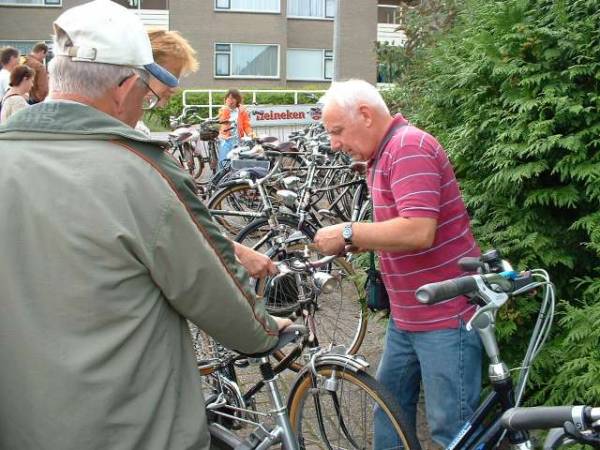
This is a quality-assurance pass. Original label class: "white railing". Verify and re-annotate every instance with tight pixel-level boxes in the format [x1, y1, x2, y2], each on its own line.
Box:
[182, 89, 327, 119]
[181, 89, 327, 141]
[133, 9, 169, 30]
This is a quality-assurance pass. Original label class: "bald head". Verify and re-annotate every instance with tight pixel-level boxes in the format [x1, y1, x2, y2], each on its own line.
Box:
[319, 79, 390, 119]
[320, 79, 393, 161]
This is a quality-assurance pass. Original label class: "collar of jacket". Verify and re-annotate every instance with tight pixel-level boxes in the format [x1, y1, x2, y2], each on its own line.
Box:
[0, 101, 165, 147]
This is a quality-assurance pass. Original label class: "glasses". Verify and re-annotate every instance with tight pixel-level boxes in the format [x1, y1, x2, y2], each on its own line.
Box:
[118, 73, 161, 110]
[138, 77, 161, 110]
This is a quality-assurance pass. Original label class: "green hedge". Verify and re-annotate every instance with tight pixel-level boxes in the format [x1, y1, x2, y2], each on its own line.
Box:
[384, 0, 600, 405]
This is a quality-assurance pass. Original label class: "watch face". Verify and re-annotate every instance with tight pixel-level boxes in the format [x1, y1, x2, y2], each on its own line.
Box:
[343, 226, 352, 239]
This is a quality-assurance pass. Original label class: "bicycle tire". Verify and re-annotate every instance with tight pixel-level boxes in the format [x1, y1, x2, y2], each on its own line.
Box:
[234, 215, 316, 253]
[236, 216, 367, 372]
[208, 182, 265, 236]
[182, 142, 204, 181]
[287, 363, 420, 450]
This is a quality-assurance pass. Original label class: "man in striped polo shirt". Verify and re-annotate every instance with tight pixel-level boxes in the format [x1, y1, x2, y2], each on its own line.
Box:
[314, 79, 482, 448]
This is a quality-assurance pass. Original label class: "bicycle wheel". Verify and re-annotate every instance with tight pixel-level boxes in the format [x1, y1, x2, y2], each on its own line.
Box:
[237, 217, 367, 372]
[269, 245, 367, 371]
[288, 363, 420, 450]
[207, 183, 265, 236]
[181, 142, 203, 181]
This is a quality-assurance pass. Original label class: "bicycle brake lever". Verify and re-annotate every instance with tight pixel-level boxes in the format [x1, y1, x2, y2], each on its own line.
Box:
[564, 421, 600, 446]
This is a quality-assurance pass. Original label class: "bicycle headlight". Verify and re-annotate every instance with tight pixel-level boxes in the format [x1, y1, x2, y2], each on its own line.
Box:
[313, 272, 337, 295]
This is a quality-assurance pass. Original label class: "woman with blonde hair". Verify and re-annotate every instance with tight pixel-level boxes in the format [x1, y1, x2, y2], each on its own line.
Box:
[0, 65, 34, 124]
[135, 29, 199, 134]
[146, 29, 198, 108]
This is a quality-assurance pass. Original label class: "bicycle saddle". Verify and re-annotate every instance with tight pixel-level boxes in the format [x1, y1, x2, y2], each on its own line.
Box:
[262, 141, 298, 153]
[168, 128, 196, 143]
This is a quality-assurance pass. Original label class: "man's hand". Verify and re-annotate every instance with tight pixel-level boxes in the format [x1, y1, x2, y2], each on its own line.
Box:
[313, 223, 346, 256]
[272, 316, 293, 331]
[234, 242, 277, 278]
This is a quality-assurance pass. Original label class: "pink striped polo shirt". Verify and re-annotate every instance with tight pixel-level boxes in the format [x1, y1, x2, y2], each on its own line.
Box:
[369, 115, 480, 331]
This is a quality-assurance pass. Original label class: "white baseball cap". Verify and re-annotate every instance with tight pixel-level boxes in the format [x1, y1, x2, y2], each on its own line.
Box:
[53, 0, 178, 88]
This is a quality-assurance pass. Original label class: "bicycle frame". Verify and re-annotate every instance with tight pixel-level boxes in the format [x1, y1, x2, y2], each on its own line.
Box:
[206, 354, 301, 450]
[444, 311, 532, 450]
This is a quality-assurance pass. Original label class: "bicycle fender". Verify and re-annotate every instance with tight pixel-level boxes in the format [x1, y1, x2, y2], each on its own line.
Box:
[286, 356, 370, 411]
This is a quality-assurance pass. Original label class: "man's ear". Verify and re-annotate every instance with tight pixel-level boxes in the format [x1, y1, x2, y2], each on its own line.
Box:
[358, 104, 373, 127]
[113, 74, 139, 112]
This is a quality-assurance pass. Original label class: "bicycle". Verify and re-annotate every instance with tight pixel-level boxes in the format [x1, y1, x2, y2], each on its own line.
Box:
[502, 405, 600, 448]
[406, 249, 556, 450]
[194, 253, 421, 450]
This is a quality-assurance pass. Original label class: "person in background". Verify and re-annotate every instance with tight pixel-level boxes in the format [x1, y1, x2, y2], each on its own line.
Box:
[135, 29, 198, 136]
[217, 88, 253, 165]
[23, 42, 49, 104]
[0, 47, 20, 99]
[0, 65, 34, 124]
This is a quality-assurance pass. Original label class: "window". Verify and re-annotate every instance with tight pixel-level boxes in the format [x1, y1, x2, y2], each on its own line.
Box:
[0, 0, 61, 5]
[214, 43, 279, 78]
[287, 49, 332, 81]
[287, 0, 335, 19]
[215, 0, 279, 13]
[378, 5, 399, 24]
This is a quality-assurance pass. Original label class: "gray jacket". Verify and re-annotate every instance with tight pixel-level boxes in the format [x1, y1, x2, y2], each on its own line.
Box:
[0, 102, 278, 450]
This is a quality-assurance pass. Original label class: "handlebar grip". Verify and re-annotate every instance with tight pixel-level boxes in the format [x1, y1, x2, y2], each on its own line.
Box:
[501, 407, 576, 431]
[458, 257, 484, 272]
[415, 276, 479, 304]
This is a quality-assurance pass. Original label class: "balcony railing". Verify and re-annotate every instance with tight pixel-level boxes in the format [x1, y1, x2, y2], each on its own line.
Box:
[132, 9, 169, 30]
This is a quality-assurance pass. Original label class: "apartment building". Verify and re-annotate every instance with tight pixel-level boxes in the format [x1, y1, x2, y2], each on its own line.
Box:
[0, 0, 392, 88]
[170, 0, 377, 88]
[0, 0, 168, 59]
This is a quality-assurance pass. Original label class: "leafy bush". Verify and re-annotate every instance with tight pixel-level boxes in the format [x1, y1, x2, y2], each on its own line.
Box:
[386, 0, 600, 404]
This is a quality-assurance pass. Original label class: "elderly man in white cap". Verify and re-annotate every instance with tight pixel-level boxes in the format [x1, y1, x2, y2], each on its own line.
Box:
[0, 1, 289, 449]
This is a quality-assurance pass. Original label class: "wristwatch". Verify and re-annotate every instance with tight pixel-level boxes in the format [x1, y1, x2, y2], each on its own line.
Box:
[342, 223, 354, 245]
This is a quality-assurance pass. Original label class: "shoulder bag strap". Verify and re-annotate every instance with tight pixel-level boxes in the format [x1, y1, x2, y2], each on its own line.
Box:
[368, 122, 407, 271]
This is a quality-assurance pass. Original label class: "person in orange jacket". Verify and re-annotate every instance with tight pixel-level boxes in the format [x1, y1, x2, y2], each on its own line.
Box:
[217, 88, 253, 166]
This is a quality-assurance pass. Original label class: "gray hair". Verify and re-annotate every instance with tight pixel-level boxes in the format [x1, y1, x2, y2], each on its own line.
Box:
[49, 56, 148, 99]
[49, 29, 148, 99]
[319, 79, 390, 118]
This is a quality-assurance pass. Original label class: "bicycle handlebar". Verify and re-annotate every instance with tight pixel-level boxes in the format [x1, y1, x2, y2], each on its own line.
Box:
[275, 254, 337, 274]
[501, 406, 600, 431]
[415, 276, 480, 304]
[416, 271, 532, 305]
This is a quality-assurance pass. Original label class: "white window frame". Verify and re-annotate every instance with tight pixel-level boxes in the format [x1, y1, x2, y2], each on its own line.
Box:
[287, 0, 335, 20]
[214, 42, 280, 79]
[378, 4, 400, 25]
[214, 0, 280, 14]
[0, 0, 61, 6]
[286, 48, 333, 81]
